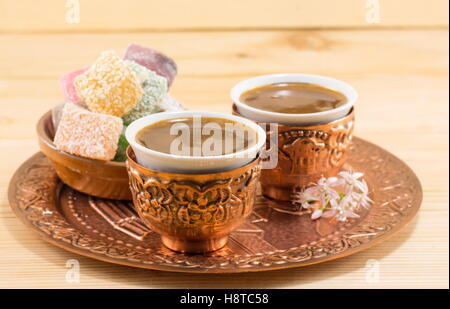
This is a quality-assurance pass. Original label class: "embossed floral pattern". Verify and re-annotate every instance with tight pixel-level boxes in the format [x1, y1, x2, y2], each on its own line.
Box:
[127, 165, 260, 227]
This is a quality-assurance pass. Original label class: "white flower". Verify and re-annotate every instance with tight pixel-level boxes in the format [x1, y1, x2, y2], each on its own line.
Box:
[292, 171, 372, 222]
[315, 177, 340, 206]
[338, 170, 363, 183]
[359, 194, 372, 209]
[359, 178, 369, 194]
[317, 176, 344, 190]
[340, 196, 360, 220]
[292, 188, 319, 209]
[322, 210, 338, 218]
[311, 209, 323, 220]
[339, 170, 366, 193]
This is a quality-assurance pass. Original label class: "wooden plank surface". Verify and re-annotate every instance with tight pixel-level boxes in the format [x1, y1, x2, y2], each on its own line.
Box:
[0, 0, 448, 32]
[0, 29, 448, 288]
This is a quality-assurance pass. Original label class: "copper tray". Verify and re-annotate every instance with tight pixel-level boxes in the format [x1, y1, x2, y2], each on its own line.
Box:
[8, 137, 422, 273]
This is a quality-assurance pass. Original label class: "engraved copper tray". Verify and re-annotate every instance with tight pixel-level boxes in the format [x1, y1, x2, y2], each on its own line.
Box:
[8, 137, 422, 273]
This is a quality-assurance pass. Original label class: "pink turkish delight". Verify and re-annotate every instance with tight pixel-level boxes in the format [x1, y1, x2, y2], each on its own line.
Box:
[58, 67, 89, 102]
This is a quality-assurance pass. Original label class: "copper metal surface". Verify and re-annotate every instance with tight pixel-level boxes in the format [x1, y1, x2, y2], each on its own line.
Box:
[8, 138, 422, 273]
[233, 105, 354, 201]
[37, 111, 131, 200]
[126, 147, 261, 253]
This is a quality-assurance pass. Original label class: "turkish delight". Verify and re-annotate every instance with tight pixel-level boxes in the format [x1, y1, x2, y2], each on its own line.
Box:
[51, 101, 88, 130]
[121, 60, 168, 125]
[159, 93, 184, 112]
[124, 43, 177, 87]
[54, 102, 123, 161]
[58, 67, 88, 102]
[74, 51, 143, 117]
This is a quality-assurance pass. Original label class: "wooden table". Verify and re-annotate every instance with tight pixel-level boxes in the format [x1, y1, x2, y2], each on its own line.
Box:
[0, 29, 448, 288]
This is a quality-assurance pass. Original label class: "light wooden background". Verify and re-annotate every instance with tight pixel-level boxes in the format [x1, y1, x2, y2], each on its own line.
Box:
[0, 0, 448, 289]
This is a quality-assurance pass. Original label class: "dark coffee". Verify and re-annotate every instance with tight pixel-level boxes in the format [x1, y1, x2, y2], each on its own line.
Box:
[137, 116, 257, 156]
[240, 82, 347, 114]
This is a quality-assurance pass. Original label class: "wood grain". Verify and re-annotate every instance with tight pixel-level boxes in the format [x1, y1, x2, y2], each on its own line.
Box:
[0, 29, 448, 288]
[0, 0, 448, 32]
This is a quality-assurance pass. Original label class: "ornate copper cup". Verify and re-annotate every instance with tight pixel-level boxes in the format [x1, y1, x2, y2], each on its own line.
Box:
[233, 105, 354, 200]
[126, 147, 261, 253]
[264, 109, 354, 200]
[230, 73, 357, 201]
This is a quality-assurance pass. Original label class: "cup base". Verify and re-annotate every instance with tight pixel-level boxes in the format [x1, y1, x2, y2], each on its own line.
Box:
[161, 235, 229, 254]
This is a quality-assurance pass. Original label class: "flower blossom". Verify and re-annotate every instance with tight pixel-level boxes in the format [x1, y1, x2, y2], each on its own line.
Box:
[292, 171, 372, 222]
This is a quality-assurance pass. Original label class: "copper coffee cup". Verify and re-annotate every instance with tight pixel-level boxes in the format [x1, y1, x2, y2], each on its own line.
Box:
[124, 111, 266, 253]
[231, 74, 357, 201]
[126, 147, 261, 253]
[233, 105, 354, 200]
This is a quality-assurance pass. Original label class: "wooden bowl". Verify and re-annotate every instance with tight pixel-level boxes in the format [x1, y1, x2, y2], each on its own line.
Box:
[37, 111, 132, 200]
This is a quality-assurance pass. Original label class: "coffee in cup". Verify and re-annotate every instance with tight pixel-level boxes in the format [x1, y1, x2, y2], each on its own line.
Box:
[125, 111, 266, 173]
[240, 82, 347, 114]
